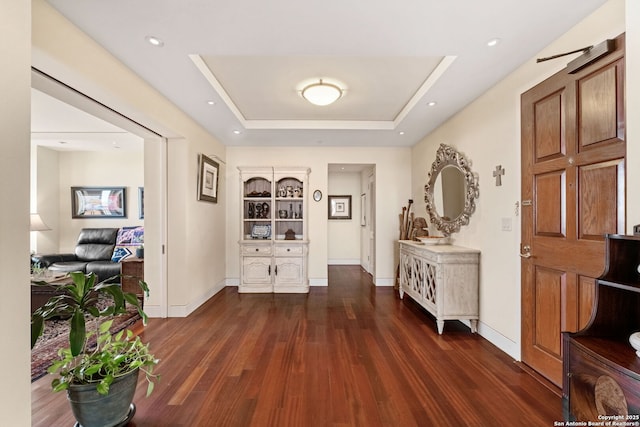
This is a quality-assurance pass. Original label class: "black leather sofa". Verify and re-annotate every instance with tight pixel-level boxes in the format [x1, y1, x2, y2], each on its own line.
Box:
[33, 228, 121, 283]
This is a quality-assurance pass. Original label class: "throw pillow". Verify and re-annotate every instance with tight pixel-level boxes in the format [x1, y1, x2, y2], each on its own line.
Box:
[111, 226, 144, 262]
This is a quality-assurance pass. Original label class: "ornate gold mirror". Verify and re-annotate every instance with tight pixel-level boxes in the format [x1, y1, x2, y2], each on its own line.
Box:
[424, 144, 479, 236]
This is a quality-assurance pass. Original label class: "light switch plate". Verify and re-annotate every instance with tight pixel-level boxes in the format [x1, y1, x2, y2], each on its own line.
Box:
[501, 218, 512, 231]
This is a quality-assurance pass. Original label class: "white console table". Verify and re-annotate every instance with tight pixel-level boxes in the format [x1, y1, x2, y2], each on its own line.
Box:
[398, 240, 480, 334]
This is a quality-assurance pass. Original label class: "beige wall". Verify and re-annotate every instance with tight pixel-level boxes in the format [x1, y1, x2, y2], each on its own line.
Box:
[47, 150, 145, 251]
[31, 146, 60, 254]
[411, 0, 629, 358]
[1, 0, 31, 423]
[32, 0, 227, 318]
[225, 147, 411, 286]
[328, 172, 362, 264]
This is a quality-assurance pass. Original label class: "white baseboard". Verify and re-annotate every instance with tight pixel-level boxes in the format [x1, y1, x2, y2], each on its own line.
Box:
[310, 278, 328, 286]
[476, 321, 520, 361]
[149, 277, 227, 318]
[373, 277, 394, 287]
[328, 258, 360, 265]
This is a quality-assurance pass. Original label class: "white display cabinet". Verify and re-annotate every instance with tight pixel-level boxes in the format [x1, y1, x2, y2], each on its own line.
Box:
[239, 167, 310, 293]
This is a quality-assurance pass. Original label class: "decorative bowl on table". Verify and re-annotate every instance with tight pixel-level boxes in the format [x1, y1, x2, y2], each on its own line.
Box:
[416, 236, 450, 245]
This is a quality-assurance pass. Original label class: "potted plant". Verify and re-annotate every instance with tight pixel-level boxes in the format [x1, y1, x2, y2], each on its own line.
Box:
[31, 271, 159, 427]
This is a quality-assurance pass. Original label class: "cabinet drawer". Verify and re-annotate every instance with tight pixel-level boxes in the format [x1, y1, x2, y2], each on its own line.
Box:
[275, 245, 303, 256]
[242, 245, 273, 255]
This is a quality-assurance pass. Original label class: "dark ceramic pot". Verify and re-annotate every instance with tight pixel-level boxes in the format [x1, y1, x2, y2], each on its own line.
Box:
[67, 369, 139, 427]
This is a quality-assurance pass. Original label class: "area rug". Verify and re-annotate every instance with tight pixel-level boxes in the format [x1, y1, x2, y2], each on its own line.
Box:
[31, 305, 141, 382]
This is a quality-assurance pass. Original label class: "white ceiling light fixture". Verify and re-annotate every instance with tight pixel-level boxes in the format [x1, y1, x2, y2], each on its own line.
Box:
[301, 79, 343, 106]
[487, 38, 501, 47]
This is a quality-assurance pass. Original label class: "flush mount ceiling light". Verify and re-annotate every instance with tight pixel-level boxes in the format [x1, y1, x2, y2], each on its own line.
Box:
[301, 79, 343, 106]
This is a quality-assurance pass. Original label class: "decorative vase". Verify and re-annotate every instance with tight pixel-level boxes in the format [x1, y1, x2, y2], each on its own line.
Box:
[67, 369, 139, 427]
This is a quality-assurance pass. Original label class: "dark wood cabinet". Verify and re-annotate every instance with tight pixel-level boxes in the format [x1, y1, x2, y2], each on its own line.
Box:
[563, 234, 640, 421]
[121, 258, 144, 308]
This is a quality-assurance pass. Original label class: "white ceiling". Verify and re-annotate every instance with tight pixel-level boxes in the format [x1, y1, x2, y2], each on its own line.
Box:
[40, 0, 608, 148]
[31, 89, 143, 152]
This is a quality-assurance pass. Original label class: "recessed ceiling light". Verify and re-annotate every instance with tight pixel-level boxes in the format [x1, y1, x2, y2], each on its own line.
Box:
[399, 131, 405, 135]
[487, 38, 501, 47]
[145, 36, 164, 47]
[58, 141, 68, 145]
[427, 101, 437, 107]
[207, 100, 216, 105]
[233, 130, 241, 135]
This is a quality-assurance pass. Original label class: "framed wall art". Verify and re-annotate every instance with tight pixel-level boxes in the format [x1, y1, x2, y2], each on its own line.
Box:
[328, 195, 352, 220]
[138, 187, 144, 219]
[197, 154, 219, 203]
[71, 186, 126, 218]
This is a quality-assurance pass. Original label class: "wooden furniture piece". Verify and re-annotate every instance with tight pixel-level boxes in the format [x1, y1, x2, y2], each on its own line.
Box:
[398, 240, 479, 334]
[30, 274, 73, 314]
[121, 258, 144, 308]
[562, 234, 640, 421]
[238, 167, 310, 293]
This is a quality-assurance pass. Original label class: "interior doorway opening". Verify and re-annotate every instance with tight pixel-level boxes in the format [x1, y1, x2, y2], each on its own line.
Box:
[327, 163, 376, 282]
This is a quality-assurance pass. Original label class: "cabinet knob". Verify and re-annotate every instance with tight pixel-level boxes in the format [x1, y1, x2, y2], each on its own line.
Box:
[287, 248, 290, 252]
[255, 248, 259, 252]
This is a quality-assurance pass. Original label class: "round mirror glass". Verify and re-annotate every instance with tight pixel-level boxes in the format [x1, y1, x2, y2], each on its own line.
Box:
[424, 144, 479, 236]
[433, 166, 466, 221]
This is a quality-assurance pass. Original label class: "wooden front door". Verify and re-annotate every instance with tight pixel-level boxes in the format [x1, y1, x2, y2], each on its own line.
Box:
[520, 34, 625, 387]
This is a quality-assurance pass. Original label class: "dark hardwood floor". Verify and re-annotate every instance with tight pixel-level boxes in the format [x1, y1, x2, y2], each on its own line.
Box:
[32, 265, 561, 426]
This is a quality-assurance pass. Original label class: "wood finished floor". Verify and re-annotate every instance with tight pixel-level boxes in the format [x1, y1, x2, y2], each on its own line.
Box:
[32, 265, 561, 426]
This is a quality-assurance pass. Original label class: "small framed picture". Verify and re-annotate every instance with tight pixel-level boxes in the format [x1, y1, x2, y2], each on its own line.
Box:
[138, 187, 144, 219]
[71, 187, 126, 218]
[328, 195, 352, 220]
[197, 154, 219, 203]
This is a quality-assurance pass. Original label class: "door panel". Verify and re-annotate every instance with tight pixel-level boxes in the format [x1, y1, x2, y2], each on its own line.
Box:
[535, 171, 565, 237]
[534, 267, 563, 357]
[535, 92, 565, 160]
[578, 61, 625, 148]
[578, 159, 625, 239]
[521, 34, 625, 387]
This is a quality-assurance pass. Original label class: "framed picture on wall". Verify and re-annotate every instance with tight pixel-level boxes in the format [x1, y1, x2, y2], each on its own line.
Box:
[138, 187, 144, 219]
[71, 186, 126, 218]
[328, 195, 352, 220]
[197, 154, 219, 203]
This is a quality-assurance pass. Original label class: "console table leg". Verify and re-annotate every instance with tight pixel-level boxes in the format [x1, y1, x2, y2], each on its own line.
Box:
[470, 319, 478, 333]
[437, 320, 444, 334]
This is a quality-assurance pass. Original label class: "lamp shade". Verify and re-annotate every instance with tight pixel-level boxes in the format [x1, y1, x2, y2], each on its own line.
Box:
[302, 80, 343, 106]
[30, 213, 51, 231]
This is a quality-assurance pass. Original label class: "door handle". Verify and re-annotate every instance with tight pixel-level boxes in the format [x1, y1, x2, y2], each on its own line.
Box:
[520, 245, 532, 259]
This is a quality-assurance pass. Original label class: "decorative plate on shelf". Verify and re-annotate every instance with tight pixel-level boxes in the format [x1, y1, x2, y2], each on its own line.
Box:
[251, 224, 271, 239]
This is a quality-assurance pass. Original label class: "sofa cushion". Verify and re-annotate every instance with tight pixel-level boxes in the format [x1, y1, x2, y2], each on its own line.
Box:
[86, 261, 121, 283]
[75, 228, 119, 261]
[48, 261, 89, 274]
[111, 226, 144, 262]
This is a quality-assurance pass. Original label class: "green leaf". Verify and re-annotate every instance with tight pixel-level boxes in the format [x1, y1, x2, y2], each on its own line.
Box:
[99, 320, 114, 333]
[146, 381, 155, 397]
[69, 309, 86, 356]
[31, 315, 44, 348]
[96, 381, 109, 395]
